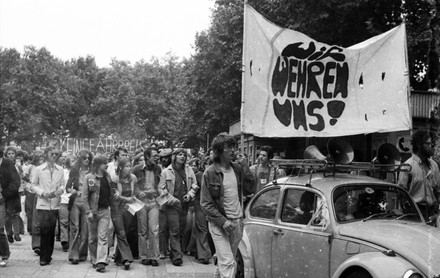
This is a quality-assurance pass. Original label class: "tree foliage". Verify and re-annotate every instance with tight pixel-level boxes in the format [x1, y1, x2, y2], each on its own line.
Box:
[0, 47, 187, 148]
[185, 0, 440, 147]
[2, 0, 440, 149]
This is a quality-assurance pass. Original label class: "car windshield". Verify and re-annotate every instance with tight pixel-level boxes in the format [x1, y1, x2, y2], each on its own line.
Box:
[333, 184, 423, 223]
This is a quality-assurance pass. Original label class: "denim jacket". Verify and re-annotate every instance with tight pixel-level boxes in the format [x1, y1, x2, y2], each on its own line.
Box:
[158, 164, 198, 201]
[82, 172, 114, 215]
[132, 163, 162, 202]
[200, 162, 255, 228]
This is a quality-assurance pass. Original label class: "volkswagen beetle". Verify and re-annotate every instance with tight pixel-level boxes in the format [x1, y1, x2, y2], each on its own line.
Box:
[236, 172, 440, 278]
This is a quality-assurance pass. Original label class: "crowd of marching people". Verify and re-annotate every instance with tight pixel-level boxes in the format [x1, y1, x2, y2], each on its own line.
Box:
[3, 131, 438, 278]
[0, 133, 283, 277]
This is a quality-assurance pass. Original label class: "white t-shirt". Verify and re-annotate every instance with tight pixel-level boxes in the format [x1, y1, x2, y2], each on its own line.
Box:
[222, 168, 242, 219]
[107, 161, 118, 183]
[60, 168, 71, 204]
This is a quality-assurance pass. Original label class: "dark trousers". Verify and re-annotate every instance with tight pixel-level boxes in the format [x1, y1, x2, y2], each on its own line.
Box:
[31, 197, 40, 250]
[38, 209, 58, 263]
[5, 212, 21, 237]
[194, 199, 212, 260]
[124, 210, 138, 258]
[163, 206, 188, 262]
[0, 204, 11, 260]
[417, 202, 439, 225]
[159, 209, 169, 255]
[25, 192, 35, 234]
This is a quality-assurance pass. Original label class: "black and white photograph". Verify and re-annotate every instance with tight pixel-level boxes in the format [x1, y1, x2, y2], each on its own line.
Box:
[0, 0, 439, 277]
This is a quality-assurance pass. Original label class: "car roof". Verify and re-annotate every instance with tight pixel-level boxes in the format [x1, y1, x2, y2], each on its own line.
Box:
[272, 172, 397, 196]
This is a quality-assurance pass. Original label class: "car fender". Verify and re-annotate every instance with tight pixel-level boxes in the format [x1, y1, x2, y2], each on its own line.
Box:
[331, 252, 421, 278]
[238, 229, 256, 278]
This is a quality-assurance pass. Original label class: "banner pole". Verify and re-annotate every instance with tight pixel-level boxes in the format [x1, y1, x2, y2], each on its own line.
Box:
[403, 23, 413, 134]
[240, 0, 248, 154]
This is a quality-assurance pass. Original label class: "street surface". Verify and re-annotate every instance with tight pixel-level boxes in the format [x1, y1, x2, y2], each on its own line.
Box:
[0, 234, 215, 278]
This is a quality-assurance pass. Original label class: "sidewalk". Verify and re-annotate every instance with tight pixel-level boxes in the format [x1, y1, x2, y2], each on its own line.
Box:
[0, 234, 215, 278]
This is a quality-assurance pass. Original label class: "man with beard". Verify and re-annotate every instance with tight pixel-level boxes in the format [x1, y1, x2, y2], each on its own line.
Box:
[398, 130, 440, 225]
[132, 147, 161, 266]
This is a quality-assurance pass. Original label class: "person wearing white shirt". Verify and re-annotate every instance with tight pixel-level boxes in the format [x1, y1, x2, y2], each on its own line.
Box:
[29, 146, 64, 266]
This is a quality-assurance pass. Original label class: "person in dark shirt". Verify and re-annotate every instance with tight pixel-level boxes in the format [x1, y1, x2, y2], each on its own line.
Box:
[83, 154, 118, 273]
[0, 149, 21, 267]
[4, 146, 23, 244]
[132, 147, 161, 266]
[158, 148, 198, 266]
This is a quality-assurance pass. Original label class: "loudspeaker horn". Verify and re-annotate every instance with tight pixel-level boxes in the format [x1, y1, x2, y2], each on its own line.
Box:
[375, 143, 401, 170]
[327, 138, 354, 165]
[304, 145, 327, 160]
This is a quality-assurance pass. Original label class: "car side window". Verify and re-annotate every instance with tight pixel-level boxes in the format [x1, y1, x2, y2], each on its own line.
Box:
[249, 188, 280, 220]
[281, 189, 328, 227]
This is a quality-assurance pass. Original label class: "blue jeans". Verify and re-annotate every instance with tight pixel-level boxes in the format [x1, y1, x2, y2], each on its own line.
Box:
[0, 203, 11, 260]
[69, 200, 88, 261]
[137, 202, 159, 260]
[87, 207, 110, 265]
[111, 206, 134, 263]
[59, 203, 69, 244]
[209, 218, 243, 278]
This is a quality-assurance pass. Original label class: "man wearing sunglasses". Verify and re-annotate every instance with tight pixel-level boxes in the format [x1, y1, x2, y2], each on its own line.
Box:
[29, 146, 65, 266]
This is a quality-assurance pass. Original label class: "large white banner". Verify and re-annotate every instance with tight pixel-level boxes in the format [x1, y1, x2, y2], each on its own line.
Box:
[241, 5, 412, 137]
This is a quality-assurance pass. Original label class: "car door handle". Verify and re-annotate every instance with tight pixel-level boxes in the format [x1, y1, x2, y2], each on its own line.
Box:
[273, 228, 284, 235]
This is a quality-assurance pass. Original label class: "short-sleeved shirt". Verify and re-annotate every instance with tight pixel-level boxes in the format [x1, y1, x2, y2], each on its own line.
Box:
[398, 154, 440, 206]
[251, 164, 286, 192]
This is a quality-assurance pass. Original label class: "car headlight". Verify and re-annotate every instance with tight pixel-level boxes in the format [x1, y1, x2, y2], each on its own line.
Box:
[403, 270, 423, 278]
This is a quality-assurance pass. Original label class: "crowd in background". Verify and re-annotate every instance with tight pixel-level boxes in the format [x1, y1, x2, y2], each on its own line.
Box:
[0, 135, 283, 277]
[2, 131, 439, 278]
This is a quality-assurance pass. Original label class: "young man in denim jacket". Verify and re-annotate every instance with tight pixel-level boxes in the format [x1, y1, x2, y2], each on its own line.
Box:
[200, 133, 254, 278]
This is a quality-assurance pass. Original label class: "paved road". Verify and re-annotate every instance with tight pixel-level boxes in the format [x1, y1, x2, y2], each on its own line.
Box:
[0, 234, 215, 277]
